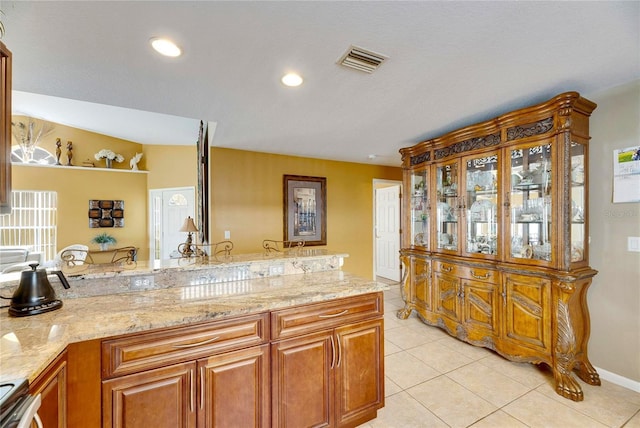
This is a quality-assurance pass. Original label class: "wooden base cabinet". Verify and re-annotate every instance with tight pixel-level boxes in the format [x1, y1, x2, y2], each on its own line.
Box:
[101, 313, 270, 428]
[95, 293, 384, 428]
[199, 344, 270, 428]
[399, 92, 600, 401]
[31, 350, 68, 428]
[102, 345, 270, 428]
[271, 293, 385, 428]
[103, 361, 196, 428]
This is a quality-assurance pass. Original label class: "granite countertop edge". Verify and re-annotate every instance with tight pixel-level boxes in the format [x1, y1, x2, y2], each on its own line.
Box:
[0, 270, 389, 383]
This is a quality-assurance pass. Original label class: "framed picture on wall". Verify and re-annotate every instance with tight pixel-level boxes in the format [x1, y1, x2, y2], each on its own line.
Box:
[283, 175, 326, 246]
[89, 199, 124, 228]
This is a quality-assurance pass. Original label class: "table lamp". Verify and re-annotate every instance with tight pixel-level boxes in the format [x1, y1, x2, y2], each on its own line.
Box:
[179, 216, 198, 257]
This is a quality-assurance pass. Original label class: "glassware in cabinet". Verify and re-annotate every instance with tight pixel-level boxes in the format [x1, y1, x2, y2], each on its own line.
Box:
[463, 152, 500, 257]
[434, 161, 459, 252]
[409, 168, 429, 248]
[507, 142, 553, 263]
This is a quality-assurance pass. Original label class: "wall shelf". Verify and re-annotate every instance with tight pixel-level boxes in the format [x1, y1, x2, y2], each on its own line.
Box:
[11, 162, 148, 173]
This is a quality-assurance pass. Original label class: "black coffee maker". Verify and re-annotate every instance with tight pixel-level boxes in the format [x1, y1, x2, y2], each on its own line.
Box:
[9, 263, 70, 317]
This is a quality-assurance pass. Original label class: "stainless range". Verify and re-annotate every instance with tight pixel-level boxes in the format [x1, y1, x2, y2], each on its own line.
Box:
[0, 378, 42, 428]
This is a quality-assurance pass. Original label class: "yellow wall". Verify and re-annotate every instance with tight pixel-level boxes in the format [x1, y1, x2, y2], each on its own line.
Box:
[210, 148, 402, 278]
[12, 115, 145, 170]
[145, 145, 197, 189]
[12, 165, 148, 259]
[11, 118, 403, 278]
[10, 117, 150, 259]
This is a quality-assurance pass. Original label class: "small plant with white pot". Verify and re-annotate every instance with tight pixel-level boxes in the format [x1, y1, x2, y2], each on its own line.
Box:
[91, 232, 117, 251]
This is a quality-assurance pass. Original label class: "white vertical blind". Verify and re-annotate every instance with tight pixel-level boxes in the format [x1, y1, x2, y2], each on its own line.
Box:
[0, 191, 58, 261]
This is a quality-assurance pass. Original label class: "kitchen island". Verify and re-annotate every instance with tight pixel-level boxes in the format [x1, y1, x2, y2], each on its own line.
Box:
[0, 250, 387, 427]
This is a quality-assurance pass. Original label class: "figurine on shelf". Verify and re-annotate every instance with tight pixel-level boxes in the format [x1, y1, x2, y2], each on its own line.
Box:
[130, 152, 143, 170]
[55, 138, 62, 165]
[66, 141, 73, 166]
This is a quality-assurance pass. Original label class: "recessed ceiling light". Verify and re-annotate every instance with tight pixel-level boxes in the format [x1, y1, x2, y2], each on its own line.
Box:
[150, 38, 182, 57]
[281, 73, 303, 87]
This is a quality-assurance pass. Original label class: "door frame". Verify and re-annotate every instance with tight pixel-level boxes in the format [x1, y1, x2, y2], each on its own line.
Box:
[148, 186, 196, 262]
[372, 179, 402, 281]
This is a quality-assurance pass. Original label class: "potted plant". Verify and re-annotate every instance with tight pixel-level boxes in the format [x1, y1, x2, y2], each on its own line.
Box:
[92, 232, 117, 251]
[94, 149, 124, 168]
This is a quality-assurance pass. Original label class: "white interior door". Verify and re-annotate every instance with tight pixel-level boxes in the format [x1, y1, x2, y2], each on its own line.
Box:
[375, 184, 401, 281]
[149, 187, 195, 260]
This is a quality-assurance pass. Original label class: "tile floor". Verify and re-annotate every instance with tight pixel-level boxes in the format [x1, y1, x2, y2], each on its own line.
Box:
[359, 280, 640, 428]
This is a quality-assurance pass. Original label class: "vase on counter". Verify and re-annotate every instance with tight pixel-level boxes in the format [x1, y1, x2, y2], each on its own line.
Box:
[105, 158, 113, 168]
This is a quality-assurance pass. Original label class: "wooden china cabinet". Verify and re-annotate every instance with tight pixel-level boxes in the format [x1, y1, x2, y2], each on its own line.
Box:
[398, 92, 599, 401]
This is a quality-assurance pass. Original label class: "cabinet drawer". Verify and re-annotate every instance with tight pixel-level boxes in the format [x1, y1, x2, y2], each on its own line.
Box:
[461, 266, 498, 283]
[433, 261, 457, 275]
[271, 292, 383, 340]
[102, 312, 269, 378]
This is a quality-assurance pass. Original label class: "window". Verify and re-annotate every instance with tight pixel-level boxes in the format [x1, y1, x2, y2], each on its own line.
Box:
[11, 146, 56, 165]
[0, 191, 58, 261]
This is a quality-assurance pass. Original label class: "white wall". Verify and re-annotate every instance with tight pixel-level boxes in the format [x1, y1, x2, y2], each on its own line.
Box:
[586, 80, 640, 387]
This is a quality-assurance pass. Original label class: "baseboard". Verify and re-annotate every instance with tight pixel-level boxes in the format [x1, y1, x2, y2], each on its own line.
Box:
[595, 366, 640, 393]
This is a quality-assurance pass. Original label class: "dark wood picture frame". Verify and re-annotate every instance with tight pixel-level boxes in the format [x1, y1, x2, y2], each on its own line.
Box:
[283, 175, 326, 246]
[89, 199, 124, 228]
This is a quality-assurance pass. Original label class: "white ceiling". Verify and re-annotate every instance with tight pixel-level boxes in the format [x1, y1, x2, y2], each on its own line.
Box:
[2, 1, 639, 167]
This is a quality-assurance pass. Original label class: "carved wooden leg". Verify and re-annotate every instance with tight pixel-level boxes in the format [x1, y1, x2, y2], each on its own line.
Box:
[397, 255, 412, 320]
[574, 359, 601, 386]
[552, 358, 584, 401]
[396, 306, 412, 319]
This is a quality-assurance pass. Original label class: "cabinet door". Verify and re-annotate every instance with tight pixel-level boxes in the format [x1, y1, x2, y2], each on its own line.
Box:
[271, 330, 334, 428]
[335, 319, 384, 427]
[433, 160, 460, 253]
[434, 264, 460, 322]
[502, 273, 551, 354]
[407, 166, 430, 248]
[462, 151, 500, 259]
[102, 361, 196, 428]
[413, 257, 431, 311]
[461, 278, 498, 340]
[31, 351, 67, 428]
[198, 344, 270, 428]
[505, 142, 554, 266]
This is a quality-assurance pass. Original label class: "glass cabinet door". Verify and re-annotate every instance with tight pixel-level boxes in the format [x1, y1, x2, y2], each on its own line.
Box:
[507, 143, 553, 263]
[434, 161, 459, 252]
[463, 152, 499, 257]
[570, 142, 586, 263]
[409, 168, 429, 248]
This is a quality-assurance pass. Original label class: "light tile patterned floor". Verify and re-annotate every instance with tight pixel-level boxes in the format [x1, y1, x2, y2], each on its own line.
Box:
[359, 280, 640, 428]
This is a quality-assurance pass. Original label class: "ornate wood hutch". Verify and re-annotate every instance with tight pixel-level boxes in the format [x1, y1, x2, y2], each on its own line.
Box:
[398, 92, 600, 401]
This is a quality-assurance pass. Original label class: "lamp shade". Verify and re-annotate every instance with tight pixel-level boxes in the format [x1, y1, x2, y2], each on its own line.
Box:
[179, 216, 199, 233]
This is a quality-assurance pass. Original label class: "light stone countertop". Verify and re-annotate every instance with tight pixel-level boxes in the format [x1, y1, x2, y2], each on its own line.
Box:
[0, 270, 388, 384]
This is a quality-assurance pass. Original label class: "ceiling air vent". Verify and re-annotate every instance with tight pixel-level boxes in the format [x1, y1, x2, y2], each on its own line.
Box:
[337, 45, 388, 73]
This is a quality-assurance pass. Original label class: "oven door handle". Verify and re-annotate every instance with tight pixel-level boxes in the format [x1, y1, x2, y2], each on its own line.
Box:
[16, 394, 42, 428]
